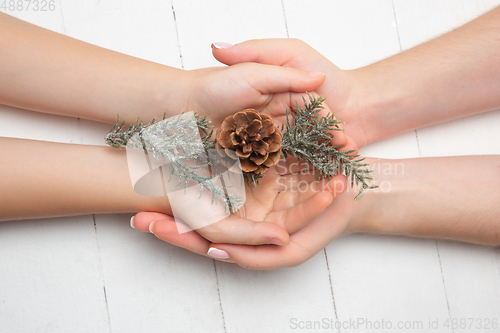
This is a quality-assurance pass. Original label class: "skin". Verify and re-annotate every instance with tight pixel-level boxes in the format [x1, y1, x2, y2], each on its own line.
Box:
[135, 156, 500, 268]
[134, 6, 500, 268]
[0, 12, 353, 245]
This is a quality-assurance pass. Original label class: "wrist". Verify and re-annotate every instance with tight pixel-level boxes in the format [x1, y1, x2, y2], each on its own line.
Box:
[345, 158, 406, 235]
[345, 64, 411, 147]
[134, 65, 195, 123]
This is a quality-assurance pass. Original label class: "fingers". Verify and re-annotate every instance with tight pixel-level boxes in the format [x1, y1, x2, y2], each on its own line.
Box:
[235, 63, 325, 95]
[274, 173, 347, 209]
[210, 201, 350, 269]
[132, 212, 171, 232]
[149, 217, 212, 256]
[132, 211, 290, 247]
[140, 215, 300, 269]
[212, 38, 311, 67]
[271, 174, 347, 234]
[196, 215, 290, 246]
[288, 91, 347, 147]
[132, 213, 236, 262]
[338, 134, 359, 157]
[208, 243, 302, 270]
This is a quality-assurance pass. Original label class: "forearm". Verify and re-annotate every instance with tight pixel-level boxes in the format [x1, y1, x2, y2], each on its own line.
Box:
[0, 13, 192, 124]
[351, 156, 500, 245]
[0, 137, 169, 221]
[349, 6, 500, 145]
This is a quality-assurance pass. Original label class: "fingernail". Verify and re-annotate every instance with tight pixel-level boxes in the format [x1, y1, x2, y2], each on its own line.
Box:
[207, 247, 230, 259]
[130, 216, 135, 229]
[309, 72, 326, 78]
[212, 42, 234, 49]
[149, 221, 155, 234]
[271, 238, 287, 246]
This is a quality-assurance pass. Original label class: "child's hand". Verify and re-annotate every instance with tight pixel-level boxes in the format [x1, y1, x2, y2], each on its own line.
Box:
[130, 61, 357, 250]
[211, 39, 369, 147]
[136, 183, 357, 267]
[184, 62, 344, 147]
[133, 158, 348, 248]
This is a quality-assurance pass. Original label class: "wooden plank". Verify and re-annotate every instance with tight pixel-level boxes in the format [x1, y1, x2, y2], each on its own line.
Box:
[60, 0, 181, 67]
[0, 9, 110, 333]
[285, 0, 401, 70]
[172, 0, 288, 70]
[393, 1, 500, 331]
[93, 214, 224, 333]
[59, 2, 226, 332]
[327, 235, 451, 332]
[284, 1, 452, 330]
[216, 253, 338, 333]
[436, 241, 500, 333]
[393, 0, 500, 51]
[0, 217, 110, 333]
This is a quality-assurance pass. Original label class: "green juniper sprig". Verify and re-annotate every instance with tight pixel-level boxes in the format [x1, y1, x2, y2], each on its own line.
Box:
[105, 112, 216, 151]
[105, 113, 240, 213]
[280, 93, 377, 200]
[106, 94, 377, 207]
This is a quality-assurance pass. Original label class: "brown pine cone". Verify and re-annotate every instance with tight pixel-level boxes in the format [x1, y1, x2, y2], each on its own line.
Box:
[215, 109, 282, 175]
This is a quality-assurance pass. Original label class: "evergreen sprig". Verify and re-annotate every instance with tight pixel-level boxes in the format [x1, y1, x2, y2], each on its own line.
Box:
[106, 96, 377, 205]
[105, 112, 216, 150]
[105, 113, 239, 213]
[281, 94, 377, 200]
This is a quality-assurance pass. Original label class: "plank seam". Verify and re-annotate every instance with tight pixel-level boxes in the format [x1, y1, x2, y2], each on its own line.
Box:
[391, 1, 423, 157]
[213, 261, 227, 333]
[170, 0, 185, 69]
[323, 249, 340, 333]
[57, 0, 67, 35]
[281, 0, 290, 38]
[390, 0, 403, 53]
[415, 129, 422, 157]
[93, 215, 113, 333]
[435, 240, 455, 333]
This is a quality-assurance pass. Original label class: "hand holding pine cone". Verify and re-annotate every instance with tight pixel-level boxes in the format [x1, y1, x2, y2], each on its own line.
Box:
[107, 94, 376, 199]
[215, 109, 282, 176]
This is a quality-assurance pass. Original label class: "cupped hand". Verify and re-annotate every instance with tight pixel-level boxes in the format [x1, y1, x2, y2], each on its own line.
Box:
[132, 138, 361, 268]
[140, 186, 356, 267]
[210, 39, 369, 147]
[185, 62, 344, 144]
[132, 60, 358, 250]
[134, 158, 348, 249]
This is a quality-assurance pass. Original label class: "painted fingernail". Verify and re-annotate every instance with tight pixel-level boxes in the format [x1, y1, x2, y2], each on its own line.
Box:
[309, 72, 326, 78]
[130, 216, 135, 229]
[207, 247, 230, 259]
[212, 42, 234, 49]
[271, 238, 287, 246]
[149, 221, 155, 234]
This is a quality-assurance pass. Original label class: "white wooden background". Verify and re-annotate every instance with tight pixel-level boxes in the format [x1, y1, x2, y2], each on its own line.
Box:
[1, 1, 500, 332]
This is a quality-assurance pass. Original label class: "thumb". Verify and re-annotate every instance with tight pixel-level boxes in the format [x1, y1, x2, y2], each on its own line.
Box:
[212, 38, 298, 66]
[195, 214, 290, 246]
[236, 62, 325, 94]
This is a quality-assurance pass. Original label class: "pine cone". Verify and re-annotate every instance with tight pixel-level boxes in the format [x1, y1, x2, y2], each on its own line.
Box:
[215, 109, 282, 175]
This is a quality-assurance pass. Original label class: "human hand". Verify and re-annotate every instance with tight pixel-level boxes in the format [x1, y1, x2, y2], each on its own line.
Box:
[184, 62, 344, 138]
[133, 61, 356, 247]
[131, 59, 359, 250]
[132, 155, 362, 267]
[134, 158, 349, 250]
[210, 39, 369, 147]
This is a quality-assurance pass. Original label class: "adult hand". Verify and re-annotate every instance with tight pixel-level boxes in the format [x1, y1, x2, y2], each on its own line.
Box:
[185, 62, 344, 144]
[133, 158, 348, 251]
[132, 61, 358, 247]
[132, 141, 360, 267]
[210, 39, 369, 147]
